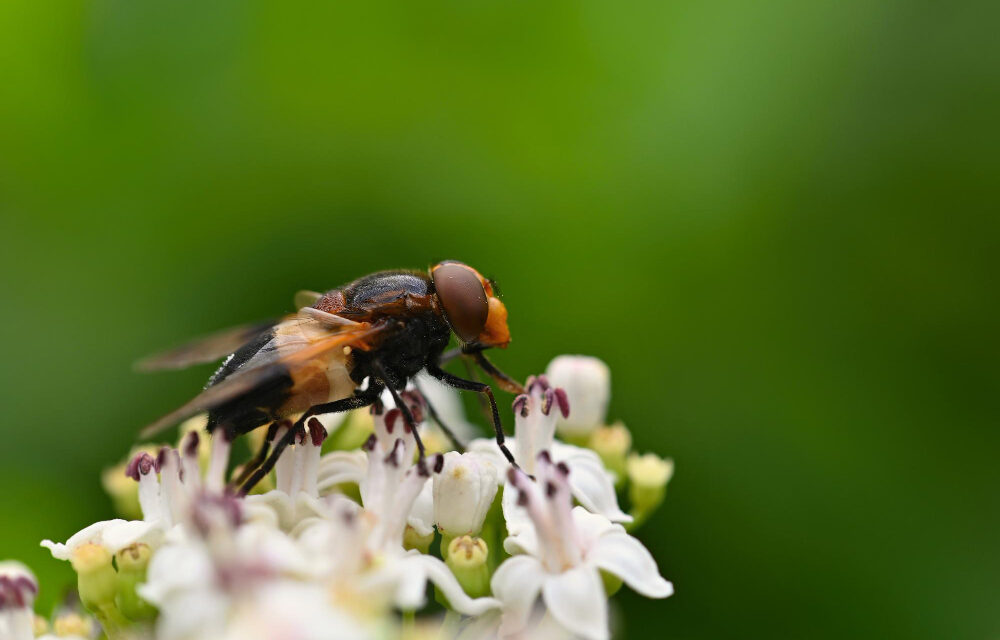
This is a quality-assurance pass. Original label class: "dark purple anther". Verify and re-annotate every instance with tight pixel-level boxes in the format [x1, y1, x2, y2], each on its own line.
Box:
[126, 452, 155, 481]
[512, 394, 529, 417]
[553, 388, 570, 418]
[183, 430, 200, 457]
[307, 418, 328, 446]
[384, 409, 400, 434]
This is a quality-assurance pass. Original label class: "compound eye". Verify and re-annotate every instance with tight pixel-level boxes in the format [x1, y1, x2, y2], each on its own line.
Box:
[432, 263, 488, 343]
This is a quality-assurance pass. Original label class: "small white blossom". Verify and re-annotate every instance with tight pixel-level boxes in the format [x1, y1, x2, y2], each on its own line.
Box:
[244, 420, 334, 534]
[492, 454, 672, 640]
[469, 375, 631, 532]
[545, 355, 611, 437]
[433, 451, 499, 537]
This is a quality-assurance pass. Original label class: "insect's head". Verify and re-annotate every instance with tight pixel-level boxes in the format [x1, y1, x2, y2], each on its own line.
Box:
[430, 261, 511, 349]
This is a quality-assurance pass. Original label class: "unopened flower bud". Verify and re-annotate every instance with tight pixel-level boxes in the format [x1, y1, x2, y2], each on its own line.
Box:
[627, 453, 674, 526]
[432, 452, 498, 537]
[588, 422, 632, 480]
[115, 544, 156, 621]
[33, 615, 49, 636]
[402, 525, 434, 554]
[545, 355, 610, 438]
[53, 612, 94, 638]
[445, 536, 490, 598]
[70, 543, 129, 632]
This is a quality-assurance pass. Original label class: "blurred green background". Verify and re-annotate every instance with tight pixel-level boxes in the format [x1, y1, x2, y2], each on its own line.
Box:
[1, 0, 997, 638]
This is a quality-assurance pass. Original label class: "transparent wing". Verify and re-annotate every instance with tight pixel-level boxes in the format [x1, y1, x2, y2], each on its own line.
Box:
[137, 320, 385, 438]
[134, 320, 278, 372]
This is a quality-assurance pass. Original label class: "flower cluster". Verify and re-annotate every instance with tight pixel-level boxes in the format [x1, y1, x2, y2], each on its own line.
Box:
[10, 355, 674, 640]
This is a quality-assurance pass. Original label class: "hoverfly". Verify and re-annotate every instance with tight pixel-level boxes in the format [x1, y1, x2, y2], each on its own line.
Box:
[137, 261, 524, 494]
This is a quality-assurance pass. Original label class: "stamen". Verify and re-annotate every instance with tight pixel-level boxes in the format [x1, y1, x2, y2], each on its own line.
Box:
[126, 452, 155, 481]
[307, 418, 328, 446]
[384, 409, 400, 434]
[541, 388, 555, 416]
[183, 430, 200, 457]
[362, 434, 377, 451]
[385, 439, 404, 467]
[433, 453, 445, 473]
[512, 395, 528, 417]
[156, 447, 170, 473]
[553, 387, 570, 418]
[206, 432, 233, 493]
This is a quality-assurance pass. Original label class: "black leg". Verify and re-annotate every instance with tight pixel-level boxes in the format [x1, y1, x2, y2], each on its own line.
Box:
[413, 380, 466, 452]
[465, 350, 525, 394]
[229, 421, 282, 489]
[372, 362, 428, 465]
[426, 364, 519, 468]
[237, 383, 385, 495]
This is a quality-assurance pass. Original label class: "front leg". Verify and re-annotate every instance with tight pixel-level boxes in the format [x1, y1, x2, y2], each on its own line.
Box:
[425, 364, 519, 468]
[463, 348, 525, 394]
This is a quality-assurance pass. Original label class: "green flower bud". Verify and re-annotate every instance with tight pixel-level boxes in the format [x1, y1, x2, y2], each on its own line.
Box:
[70, 543, 129, 633]
[53, 612, 94, 638]
[402, 525, 434, 554]
[115, 543, 157, 622]
[33, 615, 49, 637]
[626, 453, 674, 528]
[588, 422, 632, 481]
[445, 536, 490, 598]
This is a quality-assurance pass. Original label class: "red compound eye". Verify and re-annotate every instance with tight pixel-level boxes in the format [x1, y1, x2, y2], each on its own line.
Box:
[432, 262, 489, 343]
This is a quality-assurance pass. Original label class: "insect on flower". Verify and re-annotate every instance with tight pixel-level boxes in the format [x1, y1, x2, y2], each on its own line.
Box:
[135, 262, 525, 494]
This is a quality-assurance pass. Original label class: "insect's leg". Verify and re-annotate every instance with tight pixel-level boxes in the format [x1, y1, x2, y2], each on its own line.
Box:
[426, 364, 518, 468]
[462, 358, 492, 418]
[229, 420, 282, 489]
[237, 383, 385, 495]
[465, 350, 525, 394]
[375, 368, 428, 464]
[413, 380, 466, 452]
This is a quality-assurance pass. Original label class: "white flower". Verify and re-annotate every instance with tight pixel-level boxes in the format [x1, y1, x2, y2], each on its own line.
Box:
[469, 375, 631, 531]
[545, 355, 611, 437]
[244, 420, 334, 534]
[140, 495, 340, 640]
[491, 455, 672, 640]
[299, 436, 499, 618]
[0, 561, 37, 640]
[433, 451, 499, 537]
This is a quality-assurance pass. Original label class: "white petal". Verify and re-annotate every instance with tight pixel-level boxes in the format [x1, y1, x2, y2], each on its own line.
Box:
[41, 519, 134, 560]
[491, 555, 546, 637]
[588, 531, 673, 598]
[407, 477, 435, 537]
[541, 566, 609, 640]
[317, 450, 367, 493]
[100, 519, 160, 553]
[552, 442, 632, 523]
[413, 553, 500, 616]
[466, 438, 509, 470]
[500, 482, 534, 542]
